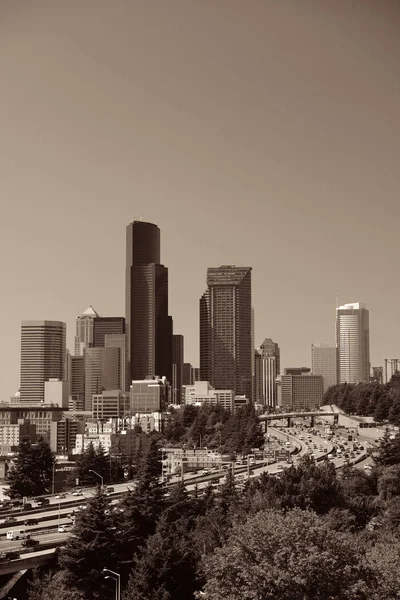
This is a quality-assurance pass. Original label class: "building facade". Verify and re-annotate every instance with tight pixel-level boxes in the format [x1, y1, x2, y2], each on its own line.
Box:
[336, 303, 370, 384]
[92, 390, 131, 420]
[383, 359, 400, 384]
[83, 347, 120, 411]
[200, 265, 252, 401]
[44, 379, 69, 408]
[311, 343, 337, 392]
[125, 219, 173, 384]
[93, 317, 125, 347]
[104, 333, 128, 392]
[254, 338, 280, 408]
[20, 320, 67, 404]
[281, 371, 324, 411]
[183, 381, 234, 411]
[130, 377, 169, 414]
[74, 306, 100, 356]
[172, 334, 184, 404]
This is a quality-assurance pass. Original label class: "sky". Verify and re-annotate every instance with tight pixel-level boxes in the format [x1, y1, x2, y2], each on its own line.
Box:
[0, 0, 400, 400]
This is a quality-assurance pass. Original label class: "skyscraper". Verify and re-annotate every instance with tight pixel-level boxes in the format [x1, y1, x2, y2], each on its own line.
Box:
[172, 334, 184, 404]
[336, 302, 370, 384]
[84, 347, 120, 411]
[311, 343, 337, 392]
[74, 306, 100, 356]
[20, 321, 67, 404]
[125, 219, 173, 384]
[254, 338, 280, 408]
[200, 265, 252, 400]
[93, 317, 125, 347]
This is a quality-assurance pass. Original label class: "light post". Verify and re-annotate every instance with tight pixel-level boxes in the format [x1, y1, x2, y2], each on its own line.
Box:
[52, 462, 57, 495]
[89, 470, 103, 487]
[103, 568, 120, 600]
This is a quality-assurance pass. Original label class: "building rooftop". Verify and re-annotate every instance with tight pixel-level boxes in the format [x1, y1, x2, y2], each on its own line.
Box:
[337, 302, 367, 311]
[81, 305, 101, 317]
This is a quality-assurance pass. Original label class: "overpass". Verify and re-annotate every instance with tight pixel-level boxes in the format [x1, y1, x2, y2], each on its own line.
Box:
[0, 548, 56, 576]
[259, 411, 339, 428]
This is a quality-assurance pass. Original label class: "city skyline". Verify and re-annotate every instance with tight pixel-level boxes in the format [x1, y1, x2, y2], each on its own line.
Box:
[1, 0, 400, 399]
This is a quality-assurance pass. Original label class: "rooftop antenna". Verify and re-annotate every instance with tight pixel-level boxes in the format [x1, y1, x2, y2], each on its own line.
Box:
[336, 295, 339, 309]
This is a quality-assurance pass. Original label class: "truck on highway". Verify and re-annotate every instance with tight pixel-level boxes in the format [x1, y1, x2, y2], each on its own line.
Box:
[6, 530, 30, 540]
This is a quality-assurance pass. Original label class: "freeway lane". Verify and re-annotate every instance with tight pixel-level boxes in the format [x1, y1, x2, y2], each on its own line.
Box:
[0, 531, 70, 553]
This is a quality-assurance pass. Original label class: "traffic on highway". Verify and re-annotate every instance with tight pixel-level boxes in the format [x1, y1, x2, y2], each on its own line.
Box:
[0, 417, 379, 572]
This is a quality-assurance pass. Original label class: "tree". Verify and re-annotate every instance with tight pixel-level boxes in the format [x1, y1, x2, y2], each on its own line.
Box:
[7, 436, 55, 498]
[377, 465, 400, 501]
[68, 442, 113, 488]
[123, 515, 199, 600]
[115, 437, 165, 582]
[58, 488, 119, 599]
[28, 570, 86, 600]
[200, 508, 378, 600]
[374, 430, 400, 466]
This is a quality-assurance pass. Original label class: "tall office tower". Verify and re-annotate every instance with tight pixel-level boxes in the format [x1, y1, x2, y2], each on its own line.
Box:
[70, 355, 85, 410]
[172, 334, 184, 404]
[336, 302, 370, 384]
[251, 308, 255, 401]
[383, 359, 400, 383]
[311, 343, 337, 392]
[105, 334, 127, 392]
[200, 265, 252, 401]
[74, 306, 100, 355]
[20, 321, 67, 404]
[93, 317, 125, 347]
[83, 347, 120, 411]
[254, 338, 280, 408]
[125, 219, 173, 384]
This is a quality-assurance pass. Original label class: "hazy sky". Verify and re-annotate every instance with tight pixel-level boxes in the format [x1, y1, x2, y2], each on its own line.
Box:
[1, 0, 400, 399]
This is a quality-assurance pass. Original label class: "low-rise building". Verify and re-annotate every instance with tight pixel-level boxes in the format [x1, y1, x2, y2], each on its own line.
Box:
[183, 381, 234, 411]
[0, 419, 36, 455]
[281, 370, 323, 411]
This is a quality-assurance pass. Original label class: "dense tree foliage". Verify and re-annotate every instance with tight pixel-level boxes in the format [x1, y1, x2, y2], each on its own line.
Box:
[68, 442, 125, 488]
[201, 509, 377, 600]
[57, 488, 120, 599]
[324, 372, 400, 423]
[7, 436, 55, 498]
[164, 403, 264, 454]
[27, 422, 400, 600]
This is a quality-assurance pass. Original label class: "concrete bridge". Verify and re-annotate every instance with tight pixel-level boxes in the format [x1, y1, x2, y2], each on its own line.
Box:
[258, 411, 339, 428]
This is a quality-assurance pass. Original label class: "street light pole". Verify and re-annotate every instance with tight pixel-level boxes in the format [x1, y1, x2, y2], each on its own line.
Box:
[52, 463, 57, 495]
[89, 470, 103, 488]
[103, 568, 120, 600]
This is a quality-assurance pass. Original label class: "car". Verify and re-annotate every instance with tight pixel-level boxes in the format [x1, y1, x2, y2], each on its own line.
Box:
[1, 551, 20, 561]
[364, 464, 372, 470]
[2, 517, 17, 525]
[58, 525, 69, 533]
[22, 538, 39, 548]
[72, 491, 84, 496]
[24, 519, 39, 526]
[55, 493, 66, 499]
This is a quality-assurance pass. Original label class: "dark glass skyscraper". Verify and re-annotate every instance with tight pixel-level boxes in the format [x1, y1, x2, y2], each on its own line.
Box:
[125, 219, 172, 384]
[200, 265, 252, 401]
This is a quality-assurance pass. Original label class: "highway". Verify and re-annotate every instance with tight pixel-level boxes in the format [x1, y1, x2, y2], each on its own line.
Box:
[0, 420, 377, 574]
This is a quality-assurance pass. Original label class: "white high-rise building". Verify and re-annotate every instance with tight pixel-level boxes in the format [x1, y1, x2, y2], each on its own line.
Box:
[383, 359, 400, 384]
[311, 343, 337, 392]
[336, 303, 370, 384]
